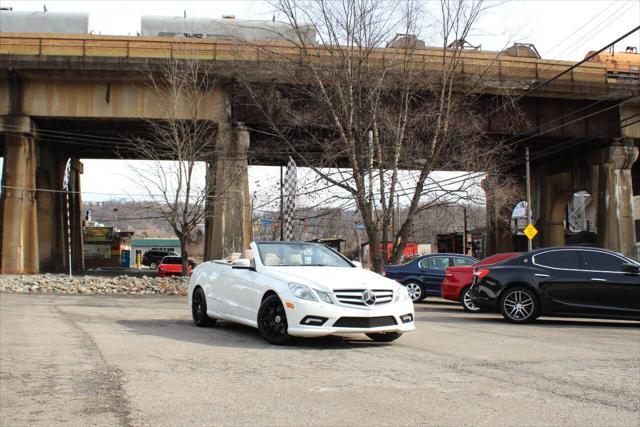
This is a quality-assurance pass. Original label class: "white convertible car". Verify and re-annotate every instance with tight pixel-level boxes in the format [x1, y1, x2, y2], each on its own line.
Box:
[188, 241, 415, 344]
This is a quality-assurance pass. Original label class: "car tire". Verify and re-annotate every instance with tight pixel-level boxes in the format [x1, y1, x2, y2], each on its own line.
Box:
[500, 286, 539, 323]
[150, 261, 158, 270]
[460, 287, 482, 313]
[404, 281, 426, 302]
[257, 294, 291, 345]
[366, 332, 403, 342]
[192, 287, 216, 327]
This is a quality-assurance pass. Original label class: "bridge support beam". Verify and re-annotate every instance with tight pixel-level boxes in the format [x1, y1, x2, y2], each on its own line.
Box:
[592, 140, 638, 258]
[0, 117, 39, 274]
[204, 122, 251, 260]
[482, 177, 516, 256]
[537, 173, 574, 248]
[35, 147, 64, 272]
[68, 159, 85, 271]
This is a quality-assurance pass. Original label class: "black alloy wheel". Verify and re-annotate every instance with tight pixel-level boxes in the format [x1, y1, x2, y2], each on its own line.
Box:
[192, 287, 216, 327]
[460, 287, 481, 313]
[404, 281, 426, 302]
[257, 294, 291, 345]
[500, 286, 539, 323]
[366, 332, 403, 342]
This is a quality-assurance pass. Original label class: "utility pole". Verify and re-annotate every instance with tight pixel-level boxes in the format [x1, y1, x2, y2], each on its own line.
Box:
[353, 224, 362, 261]
[391, 196, 396, 236]
[113, 208, 119, 230]
[525, 146, 533, 252]
[279, 164, 284, 241]
[463, 207, 468, 255]
[396, 193, 400, 237]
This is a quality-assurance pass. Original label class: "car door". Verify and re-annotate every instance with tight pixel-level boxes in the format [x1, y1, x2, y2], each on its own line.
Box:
[225, 264, 262, 321]
[531, 249, 588, 313]
[419, 256, 450, 295]
[201, 264, 232, 316]
[577, 250, 640, 316]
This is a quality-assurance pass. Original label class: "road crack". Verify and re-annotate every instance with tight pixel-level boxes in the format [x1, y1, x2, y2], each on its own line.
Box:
[52, 305, 135, 426]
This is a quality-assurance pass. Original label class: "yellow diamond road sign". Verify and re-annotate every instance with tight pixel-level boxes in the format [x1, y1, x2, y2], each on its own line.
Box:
[524, 223, 538, 240]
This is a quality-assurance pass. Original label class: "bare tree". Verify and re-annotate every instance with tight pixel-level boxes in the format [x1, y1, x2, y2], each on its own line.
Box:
[235, 0, 516, 272]
[130, 52, 219, 275]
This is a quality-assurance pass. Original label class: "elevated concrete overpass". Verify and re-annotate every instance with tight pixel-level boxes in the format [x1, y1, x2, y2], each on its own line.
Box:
[0, 33, 638, 273]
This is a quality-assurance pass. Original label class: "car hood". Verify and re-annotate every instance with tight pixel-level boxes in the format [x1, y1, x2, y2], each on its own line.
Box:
[262, 266, 398, 292]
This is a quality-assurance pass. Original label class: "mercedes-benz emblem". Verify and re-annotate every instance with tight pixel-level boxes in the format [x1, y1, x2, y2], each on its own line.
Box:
[362, 290, 376, 306]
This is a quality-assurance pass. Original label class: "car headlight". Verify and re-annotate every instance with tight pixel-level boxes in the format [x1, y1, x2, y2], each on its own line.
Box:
[315, 290, 334, 304]
[288, 283, 317, 301]
[396, 286, 410, 302]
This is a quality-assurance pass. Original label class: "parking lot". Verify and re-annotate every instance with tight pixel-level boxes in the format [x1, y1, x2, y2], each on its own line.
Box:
[1, 293, 638, 426]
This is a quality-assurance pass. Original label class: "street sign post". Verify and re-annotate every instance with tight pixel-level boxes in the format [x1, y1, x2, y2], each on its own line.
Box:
[524, 223, 538, 241]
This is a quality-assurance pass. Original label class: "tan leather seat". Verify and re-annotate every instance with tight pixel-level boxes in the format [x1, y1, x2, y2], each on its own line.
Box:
[287, 254, 303, 265]
[264, 253, 280, 266]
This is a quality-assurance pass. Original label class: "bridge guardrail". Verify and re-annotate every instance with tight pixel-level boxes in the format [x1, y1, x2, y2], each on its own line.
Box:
[0, 33, 608, 85]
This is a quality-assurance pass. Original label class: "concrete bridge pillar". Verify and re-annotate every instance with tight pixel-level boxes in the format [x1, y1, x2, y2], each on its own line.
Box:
[537, 173, 572, 248]
[592, 140, 638, 258]
[0, 117, 39, 273]
[35, 147, 63, 272]
[204, 122, 251, 260]
[482, 177, 516, 256]
[69, 159, 85, 271]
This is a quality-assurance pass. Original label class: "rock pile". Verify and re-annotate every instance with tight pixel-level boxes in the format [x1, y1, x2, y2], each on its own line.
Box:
[0, 274, 189, 296]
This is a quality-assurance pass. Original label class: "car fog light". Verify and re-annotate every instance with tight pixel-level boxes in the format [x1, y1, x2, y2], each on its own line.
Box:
[400, 313, 413, 323]
[300, 316, 328, 326]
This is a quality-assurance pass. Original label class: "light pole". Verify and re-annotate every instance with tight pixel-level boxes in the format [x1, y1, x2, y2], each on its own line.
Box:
[525, 146, 533, 252]
[113, 208, 119, 230]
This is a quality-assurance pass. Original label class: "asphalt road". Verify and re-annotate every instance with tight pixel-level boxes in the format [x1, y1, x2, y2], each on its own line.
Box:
[1, 293, 639, 426]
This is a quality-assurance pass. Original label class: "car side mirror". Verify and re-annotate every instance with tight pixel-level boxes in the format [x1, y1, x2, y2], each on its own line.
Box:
[232, 259, 254, 270]
[351, 260, 363, 268]
[622, 263, 640, 274]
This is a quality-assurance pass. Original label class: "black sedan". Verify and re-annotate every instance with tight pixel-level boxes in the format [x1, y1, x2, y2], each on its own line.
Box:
[469, 247, 640, 323]
[384, 253, 478, 302]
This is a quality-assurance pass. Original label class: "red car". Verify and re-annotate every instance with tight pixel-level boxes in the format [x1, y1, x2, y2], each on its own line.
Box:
[442, 253, 520, 312]
[157, 256, 194, 277]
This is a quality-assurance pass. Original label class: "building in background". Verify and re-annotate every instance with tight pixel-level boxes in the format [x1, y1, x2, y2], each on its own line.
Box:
[83, 227, 134, 268]
[130, 238, 181, 267]
[361, 241, 419, 265]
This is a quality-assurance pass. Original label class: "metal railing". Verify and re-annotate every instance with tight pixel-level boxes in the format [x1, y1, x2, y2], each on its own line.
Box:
[0, 32, 611, 86]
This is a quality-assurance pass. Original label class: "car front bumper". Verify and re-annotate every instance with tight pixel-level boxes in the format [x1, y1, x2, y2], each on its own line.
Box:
[284, 298, 415, 337]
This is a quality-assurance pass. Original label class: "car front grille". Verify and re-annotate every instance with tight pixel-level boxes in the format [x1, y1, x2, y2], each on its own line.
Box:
[333, 316, 398, 328]
[333, 289, 394, 306]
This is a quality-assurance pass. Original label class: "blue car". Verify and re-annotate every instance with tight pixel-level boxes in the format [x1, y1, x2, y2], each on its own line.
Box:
[384, 253, 478, 302]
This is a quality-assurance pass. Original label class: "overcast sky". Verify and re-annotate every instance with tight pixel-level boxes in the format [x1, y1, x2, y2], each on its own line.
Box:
[0, 0, 638, 204]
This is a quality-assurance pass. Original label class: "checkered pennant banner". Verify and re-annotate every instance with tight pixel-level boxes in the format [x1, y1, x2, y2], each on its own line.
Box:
[62, 158, 72, 190]
[283, 157, 297, 241]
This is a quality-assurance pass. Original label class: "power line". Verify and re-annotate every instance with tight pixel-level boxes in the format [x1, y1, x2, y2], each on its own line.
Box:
[516, 25, 640, 100]
[543, 1, 633, 61]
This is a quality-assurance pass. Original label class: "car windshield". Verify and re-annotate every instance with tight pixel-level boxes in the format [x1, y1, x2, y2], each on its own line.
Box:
[256, 242, 352, 267]
[162, 257, 182, 265]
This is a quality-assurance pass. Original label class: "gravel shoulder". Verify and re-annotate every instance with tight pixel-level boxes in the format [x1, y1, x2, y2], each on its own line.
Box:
[1, 293, 639, 426]
[0, 274, 188, 295]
